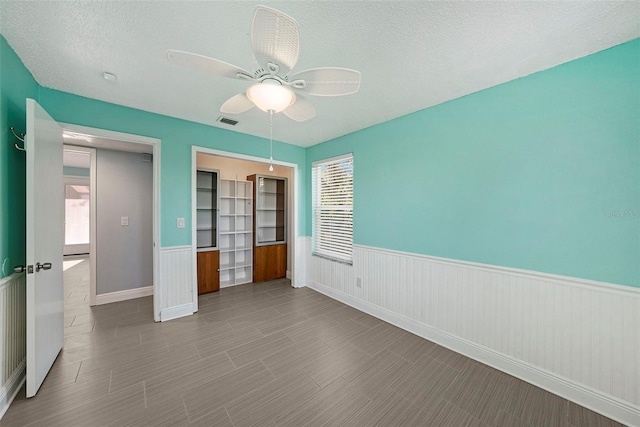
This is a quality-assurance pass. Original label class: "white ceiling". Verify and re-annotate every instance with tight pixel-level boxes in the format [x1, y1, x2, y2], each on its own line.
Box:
[2, 1, 638, 148]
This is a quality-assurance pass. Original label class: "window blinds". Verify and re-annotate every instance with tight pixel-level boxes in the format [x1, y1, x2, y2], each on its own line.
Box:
[312, 154, 353, 263]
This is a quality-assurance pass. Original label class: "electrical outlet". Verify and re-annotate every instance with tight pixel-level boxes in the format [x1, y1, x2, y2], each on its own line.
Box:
[356, 277, 362, 288]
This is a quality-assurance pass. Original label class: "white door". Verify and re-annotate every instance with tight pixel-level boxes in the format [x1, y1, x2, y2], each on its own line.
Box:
[25, 98, 64, 397]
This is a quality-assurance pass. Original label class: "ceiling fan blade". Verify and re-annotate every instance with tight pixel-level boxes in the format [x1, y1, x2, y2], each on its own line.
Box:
[251, 6, 300, 75]
[220, 93, 255, 114]
[167, 50, 253, 79]
[282, 95, 316, 122]
[289, 67, 361, 96]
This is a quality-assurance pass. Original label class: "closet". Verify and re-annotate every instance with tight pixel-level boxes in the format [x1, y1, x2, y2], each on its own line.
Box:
[195, 154, 292, 293]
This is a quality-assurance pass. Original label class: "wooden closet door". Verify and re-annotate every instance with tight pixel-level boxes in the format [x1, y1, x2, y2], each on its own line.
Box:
[197, 250, 220, 294]
[254, 243, 286, 282]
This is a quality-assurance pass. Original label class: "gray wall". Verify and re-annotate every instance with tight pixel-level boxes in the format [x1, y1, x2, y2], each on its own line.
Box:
[96, 149, 152, 295]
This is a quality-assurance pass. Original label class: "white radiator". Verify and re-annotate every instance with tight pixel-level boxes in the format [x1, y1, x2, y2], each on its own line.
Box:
[0, 272, 26, 419]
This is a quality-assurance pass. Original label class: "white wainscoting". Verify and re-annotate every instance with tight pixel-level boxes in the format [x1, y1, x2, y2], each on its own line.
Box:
[304, 240, 640, 426]
[293, 236, 309, 288]
[0, 273, 26, 419]
[159, 246, 194, 322]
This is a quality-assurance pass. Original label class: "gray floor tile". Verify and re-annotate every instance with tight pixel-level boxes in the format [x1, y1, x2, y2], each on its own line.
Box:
[503, 377, 570, 427]
[301, 344, 371, 388]
[194, 324, 264, 358]
[182, 361, 275, 422]
[426, 398, 489, 427]
[342, 348, 413, 399]
[566, 400, 625, 427]
[109, 343, 202, 393]
[260, 336, 333, 378]
[386, 329, 440, 362]
[274, 378, 371, 427]
[389, 354, 459, 406]
[255, 310, 309, 336]
[188, 406, 234, 427]
[225, 370, 320, 426]
[29, 383, 145, 427]
[349, 322, 408, 355]
[225, 331, 295, 368]
[226, 307, 283, 329]
[144, 351, 236, 406]
[443, 361, 514, 424]
[2, 377, 110, 426]
[341, 387, 419, 426]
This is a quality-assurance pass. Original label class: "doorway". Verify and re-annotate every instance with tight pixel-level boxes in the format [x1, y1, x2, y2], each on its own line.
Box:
[191, 146, 300, 313]
[61, 124, 162, 321]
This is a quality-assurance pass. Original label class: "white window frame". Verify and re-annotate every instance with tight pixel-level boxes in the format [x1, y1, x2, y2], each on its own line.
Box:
[311, 153, 354, 264]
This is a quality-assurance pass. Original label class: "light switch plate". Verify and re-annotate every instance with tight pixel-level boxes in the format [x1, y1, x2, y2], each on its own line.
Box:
[121, 216, 129, 226]
[177, 217, 185, 228]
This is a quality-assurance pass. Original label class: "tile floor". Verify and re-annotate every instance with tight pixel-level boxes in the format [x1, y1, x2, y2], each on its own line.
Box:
[0, 257, 625, 426]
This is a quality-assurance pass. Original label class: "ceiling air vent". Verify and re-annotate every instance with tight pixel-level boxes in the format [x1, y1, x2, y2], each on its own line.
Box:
[217, 116, 239, 126]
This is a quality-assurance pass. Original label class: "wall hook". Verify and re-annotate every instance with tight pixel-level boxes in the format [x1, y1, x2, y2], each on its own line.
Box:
[9, 127, 26, 151]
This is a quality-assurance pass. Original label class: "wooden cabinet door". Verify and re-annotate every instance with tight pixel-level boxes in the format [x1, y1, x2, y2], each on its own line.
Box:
[197, 250, 220, 294]
[254, 244, 286, 282]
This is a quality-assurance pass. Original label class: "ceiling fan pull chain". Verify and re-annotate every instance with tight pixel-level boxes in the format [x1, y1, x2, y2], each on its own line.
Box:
[269, 110, 274, 172]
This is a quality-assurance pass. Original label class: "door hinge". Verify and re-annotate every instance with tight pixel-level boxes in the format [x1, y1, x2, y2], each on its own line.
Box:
[14, 265, 34, 274]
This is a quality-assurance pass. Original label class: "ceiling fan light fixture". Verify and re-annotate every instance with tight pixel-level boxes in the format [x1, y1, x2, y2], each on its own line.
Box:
[246, 80, 295, 113]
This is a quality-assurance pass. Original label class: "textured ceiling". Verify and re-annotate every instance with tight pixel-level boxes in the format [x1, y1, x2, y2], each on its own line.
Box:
[1, 1, 638, 147]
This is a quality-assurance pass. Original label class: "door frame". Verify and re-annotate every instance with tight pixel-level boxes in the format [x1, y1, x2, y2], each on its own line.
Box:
[61, 124, 162, 321]
[190, 146, 300, 313]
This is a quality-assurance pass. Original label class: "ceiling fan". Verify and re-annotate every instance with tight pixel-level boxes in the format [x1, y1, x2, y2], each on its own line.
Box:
[166, 5, 361, 122]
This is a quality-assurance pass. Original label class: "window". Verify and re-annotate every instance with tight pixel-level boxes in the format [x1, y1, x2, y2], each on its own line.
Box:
[312, 154, 353, 263]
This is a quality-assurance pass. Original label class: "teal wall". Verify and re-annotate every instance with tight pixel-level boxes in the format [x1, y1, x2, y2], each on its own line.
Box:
[37, 89, 306, 248]
[3, 33, 638, 287]
[0, 36, 38, 277]
[307, 39, 640, 288]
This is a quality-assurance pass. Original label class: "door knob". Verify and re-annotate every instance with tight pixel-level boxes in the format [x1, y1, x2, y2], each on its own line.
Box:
[36, 262, 52, 272]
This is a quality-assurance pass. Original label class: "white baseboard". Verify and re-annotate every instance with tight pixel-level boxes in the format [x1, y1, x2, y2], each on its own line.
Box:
[307, 280, 640, 427]
[220, 281, 251, 289]
[0, 363, 25, 420]
[160, 302, 194, 322]
[95, 286, 153, 305]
